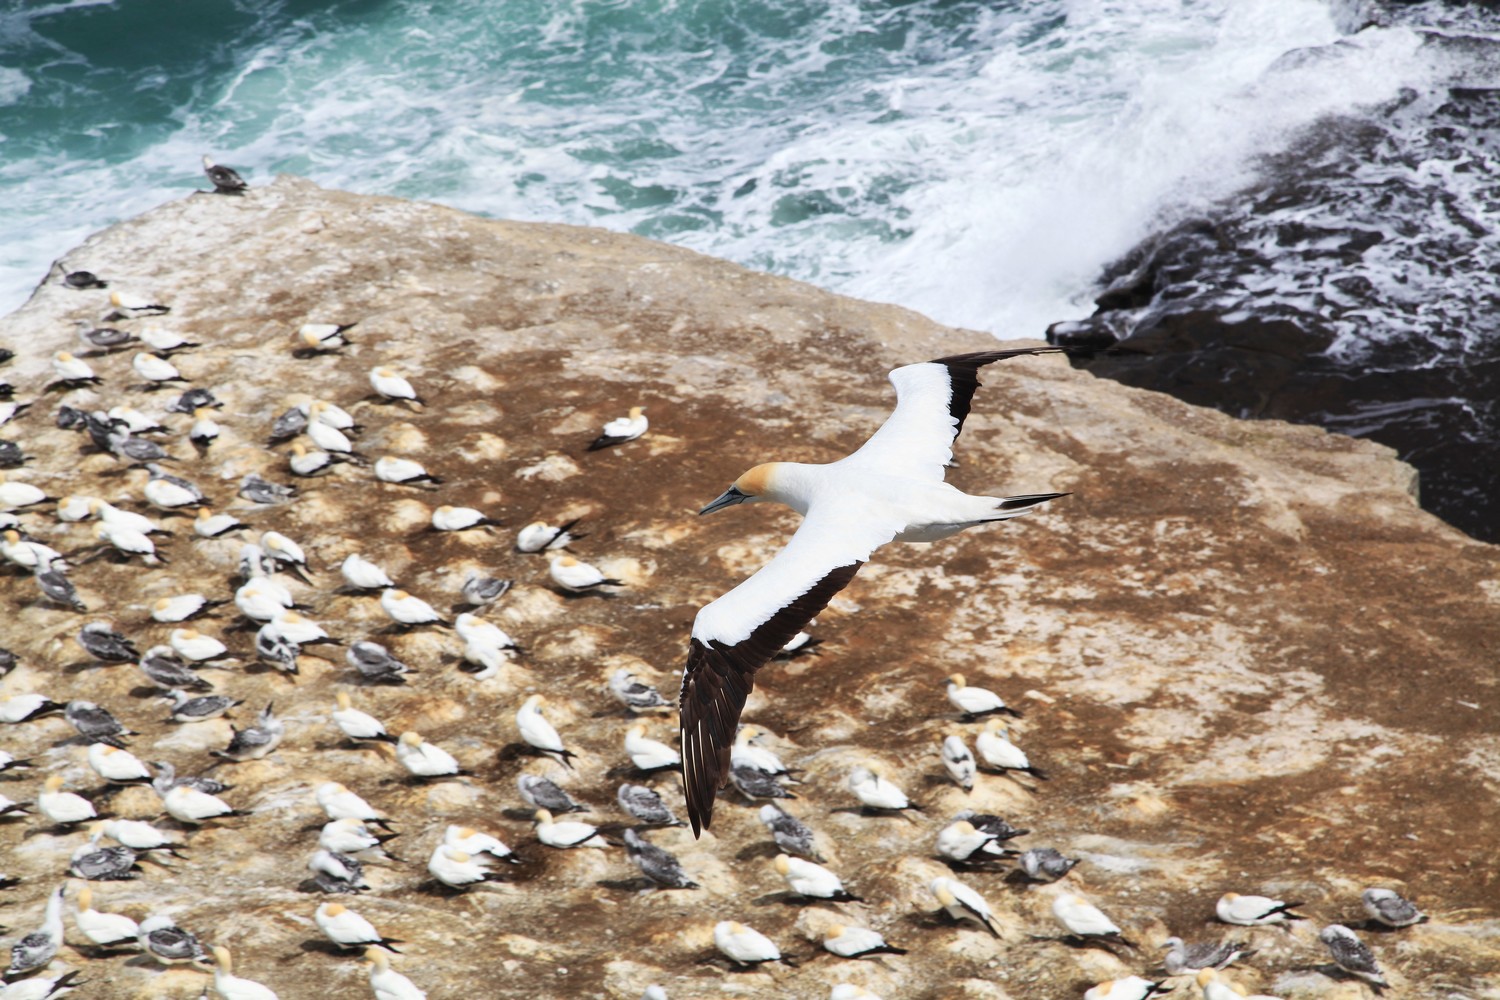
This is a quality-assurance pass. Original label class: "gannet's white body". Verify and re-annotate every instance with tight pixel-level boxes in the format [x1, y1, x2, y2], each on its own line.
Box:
[680, 349, 1065, 834]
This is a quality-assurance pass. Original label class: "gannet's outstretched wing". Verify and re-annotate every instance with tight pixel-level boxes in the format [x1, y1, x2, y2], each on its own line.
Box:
[841, 348, 1062, 482]
[680, 508, 899, 836]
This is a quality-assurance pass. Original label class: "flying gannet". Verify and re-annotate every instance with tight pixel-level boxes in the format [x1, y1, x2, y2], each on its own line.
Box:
[679, 348, 1065, 834]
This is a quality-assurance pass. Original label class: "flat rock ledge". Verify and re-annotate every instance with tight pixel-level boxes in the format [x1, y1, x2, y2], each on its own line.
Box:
[0, 177, 1496, 999]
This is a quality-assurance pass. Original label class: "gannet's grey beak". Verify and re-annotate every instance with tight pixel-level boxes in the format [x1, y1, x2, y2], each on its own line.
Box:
[699, 485, 749, 516]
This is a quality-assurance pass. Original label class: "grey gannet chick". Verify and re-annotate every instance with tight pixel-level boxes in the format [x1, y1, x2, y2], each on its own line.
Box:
[587, 406, 648, 451]
[75, 884, 139, 947]
[609, 669, 669, 711]
[163, 690, 241, 724]
[202, 155, 247, 193]
[1161, 936, 1254, 975]
[137, 913, 209, 965]
[210, 703, 284, 762]
[331, 691, 397, 743]
[7, 885, 65, 976]
[210, 945, 280, 1000]
[821, 925, 906, 959]
[314, 902, 402, 953]
[238, 473, 297, 505]
[458, 573, 511, 608]
[941, 734, 976, 791]
[1318, 924, 1387, 989]
[309, 850, 370, 894]
[150, 760, 232, 797]
[77, 622, 139, 663]
[1361, 887, 1426, 928]
[346, 642, 412, 685]
[775, 853, 861, 902]
[945, 673, 1022, 719]
[623, 829, 697, 889]
[515, 518, 583, 553]
[62, 268, 107, 289]
[678, 349, 1067, 834]
[758, 803, 822, 861]
[1018, 847, 1080, 882]
[617, 784, 682, 827]
[68, 834, 141, 881]
[75, 319, 135, 351]
[1052, 894, 1134, 948]
[65, 700, 133, 744]
[1215, 892, 1306, 926]
[254, 624, 300, 675]
[517, 774, 587, 814]
[729, 763, 797, 802]
[34, 562, 85, 612]
[366, 948, 426, 999]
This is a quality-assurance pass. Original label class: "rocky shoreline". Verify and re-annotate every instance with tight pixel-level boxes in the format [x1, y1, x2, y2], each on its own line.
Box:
[0, 178, 1497, 998]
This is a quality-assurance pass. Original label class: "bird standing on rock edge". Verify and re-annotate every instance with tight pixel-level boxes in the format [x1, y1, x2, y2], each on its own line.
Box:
[678, 349, 1067, 835]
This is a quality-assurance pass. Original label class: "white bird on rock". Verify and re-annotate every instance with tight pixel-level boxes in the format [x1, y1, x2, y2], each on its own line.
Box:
[929, 876, 1000, 937]
[848, 765, 919, 813]
[1215, 892, 1306, 926]
[315, 902, 402, 953]
[395, 731, 464, 779]
[369, 367, 423, 405]
[342, 554, 395, 591]
[945, 673, 1022, 718]
[75, 884, 139, 947]
[211, 946, 279, 1000]
[373, 456, 440, 486]
[678, 349, 1066, 834]
[532, 809, 608, 849]
[624, 724, 679, 772]
[1052, 894, 1133, 947]
[587, 406, 648, 450]
[547, 554, 623, 593]
[516, 695, 577, 766]
[379, 589, 447, 628]
[367, 948, 426, 1000]
[713, 921, 781, 967]
[1083, 977, 1171, 1000]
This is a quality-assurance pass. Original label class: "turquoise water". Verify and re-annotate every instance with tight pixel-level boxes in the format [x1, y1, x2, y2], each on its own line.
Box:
[0, 0, 1424, 332]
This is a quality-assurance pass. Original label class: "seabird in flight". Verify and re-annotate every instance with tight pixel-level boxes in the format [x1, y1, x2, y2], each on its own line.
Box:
[678, 349, 1065, 834]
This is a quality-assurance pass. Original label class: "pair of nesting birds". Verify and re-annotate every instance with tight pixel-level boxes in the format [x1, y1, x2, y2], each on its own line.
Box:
[680, 348, 1066, 834]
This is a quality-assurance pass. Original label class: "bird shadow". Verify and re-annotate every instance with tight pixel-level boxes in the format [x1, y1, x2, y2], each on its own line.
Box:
[299, 940, 359, 957]
[733, 842, 781, 864]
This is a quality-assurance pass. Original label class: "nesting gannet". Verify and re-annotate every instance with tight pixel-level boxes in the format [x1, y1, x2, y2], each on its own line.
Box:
[623, 828, 697, 889]
[929, 876, 1000, 937]
[941, 735, 976, 791]
[163, 690, 241, 724]
[87, 743, 152, 784]
[455, 612, 518, 652]
[150, 760, 231, 797]
[0, 439, 25, 468]
[101, 818, 187, 858]
[444, 824, 518, 864]
[297, 322, 355, 354]
[51, 351, 101, 386]
[533, 809, 608, 849]
[169, 387, 218, 412]
[108, 427, 168, 463]
[731, 725, 795, 776]
[516, 695, 576, 765]
[1362, 887, 1426, 928]
[426, 846, 499, 890]
[152, 594, 227, 623]
[1195, 969, 1254, 1000]
[369, 367, 423, 405]
[320, 818, 400, 861]
[188, 407, 220, 450]
[829, 987, 881, 1000]
[774, 854, 860, 902]
[202, 155, 248, 193]
[609, 669, 669, 711]
[588, 406, 648, 451]
[239, 473, 296, 505]
[0, 792, 29, 817]
[143, 324, 199, 354]
[306, 408, 356, 455]
[332, 692, 397, 743]
[131, 352, 186, 386]
[211, 703, 284, 762]
[430, 504, 498, 532]
[289, 442, 334, 477]
[341, 554, 395, 591]
[137, 913, 209, 965]
[161, 783, 244, 823]
[76, 621, 138, 662]
[0, 474, 53, 512]
[374, 456, 441, 486]
[822, 925, 906, 959]
[0, 750, 33, 773]
[1161, 936, 1254, 975]
[459, 573, 511, 608]
[261, 531, 312, 581]
[3, 531, 63, 571]
[759, 803, 822, 860]
[515, 518, 583, 553]
[395, 732, 464, 779]
[195, 508, 244, 538]
[730, 763, 797, 802]
[517, 774, 586, 814]
[7, 886, 64, 976]
[268, 405, 308, 443]
[345, 642, 411, 685]
[69, 837, 141, 881]
[713, 921, 782, 966]
[265, 610, 334, 647]
[379, 589, 448, 628]
[108, 289, 169, 315]
[547, 554, 623, 593]
[776, 631, 821, 658]
[974, 721, 1047, 780]
[1052, 894, 1133, 948]
[94, 521, 157, 562]
[75, 319, 135, 351]
[211, 946, 279, 1000]
[678, 349, 1065, 833]
[945, 673, 1022, 719]
[1, 972, 85, 999]
[1215, 892, 1306, 926]
[311, 849, 370, 893]
[366, 948, 426, 1000]
[143, 464, 206, 508]
[316, 783, 393, 828]
[936, 820, 1010, 866]
[74, 885, 139, 947]
[1083, 977, 1171, 1000]
[625, 724, 680, 772]
[1, 693, 65, 723]
[315, 902, 402, 952]
[34, 564, 84, 611]
[169, 627, 231, 664]
[848, 766, 919, 813]
[1019, 847, 1080, 882]
[66, 700, 132, 743]
[1318, 924, 1387, 988]
[618, 784, 682, 827]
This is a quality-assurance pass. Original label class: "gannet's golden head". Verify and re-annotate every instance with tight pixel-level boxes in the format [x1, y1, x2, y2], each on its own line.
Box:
[212, 946, 232, 971]
[700, 463, 779, 515]
[628, 406, 646, 419]
[335, 691, 352, 711]
[773, 854, 791, 876]
[947, 673, 966, 688]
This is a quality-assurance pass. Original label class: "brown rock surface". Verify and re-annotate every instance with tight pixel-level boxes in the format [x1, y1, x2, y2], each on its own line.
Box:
[0, 177, 1497, 999]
